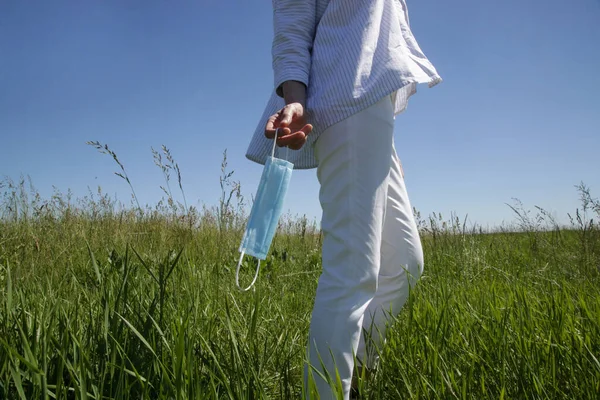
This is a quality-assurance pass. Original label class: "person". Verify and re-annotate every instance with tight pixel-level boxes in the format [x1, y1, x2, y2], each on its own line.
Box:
[245, 1, 441, 398]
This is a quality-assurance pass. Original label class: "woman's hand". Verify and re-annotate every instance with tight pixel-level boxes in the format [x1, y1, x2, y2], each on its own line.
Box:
[265, 103, 313, 150]
[265, 80, 313, 150]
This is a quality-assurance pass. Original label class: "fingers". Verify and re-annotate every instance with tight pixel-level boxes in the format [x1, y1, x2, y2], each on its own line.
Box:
[264, 104, 312, 149]
[300, 124, 313, 136]
[265, 107, 293, 138]
[264, 115, 279, 139]
[275, 124, 313, 150]
[276, 131, 304, 147]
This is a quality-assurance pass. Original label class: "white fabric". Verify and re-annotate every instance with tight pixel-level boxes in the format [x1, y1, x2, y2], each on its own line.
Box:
[305, 97, 424, 399]
[246, 0, 442, 169]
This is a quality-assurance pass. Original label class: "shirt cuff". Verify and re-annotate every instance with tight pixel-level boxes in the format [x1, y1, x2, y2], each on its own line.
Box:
[274, 69, 309, 98]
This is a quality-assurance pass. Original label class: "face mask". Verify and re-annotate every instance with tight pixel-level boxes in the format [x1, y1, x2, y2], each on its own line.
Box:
[236, 129, 293, 291]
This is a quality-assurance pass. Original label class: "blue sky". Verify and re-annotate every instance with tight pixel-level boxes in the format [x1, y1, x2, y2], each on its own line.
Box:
[1, 0, 599, 228]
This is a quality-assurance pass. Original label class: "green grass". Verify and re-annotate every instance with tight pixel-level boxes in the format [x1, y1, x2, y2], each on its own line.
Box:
[1, 150, 599, 399]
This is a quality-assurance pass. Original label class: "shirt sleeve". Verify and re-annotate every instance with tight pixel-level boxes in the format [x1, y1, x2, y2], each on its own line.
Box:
[272, 0, 317, 98]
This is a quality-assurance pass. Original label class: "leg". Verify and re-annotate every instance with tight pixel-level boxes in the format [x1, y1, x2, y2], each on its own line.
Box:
[356, 142, 424, 368]
[305, 97, 394, 400]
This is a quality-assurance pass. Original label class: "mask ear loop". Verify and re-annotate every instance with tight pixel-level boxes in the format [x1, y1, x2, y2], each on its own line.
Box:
[271, 127, 289, 161]
[235, 251, 261, 292]
[271, 128, 278, 158]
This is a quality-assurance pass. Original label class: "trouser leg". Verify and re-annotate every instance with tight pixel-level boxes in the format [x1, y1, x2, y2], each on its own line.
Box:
[356, 141, 424, 368]
[305, 97, 394, 399]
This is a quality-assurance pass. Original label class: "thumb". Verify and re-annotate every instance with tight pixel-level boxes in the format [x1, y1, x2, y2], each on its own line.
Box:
[279, 106, 294, 127]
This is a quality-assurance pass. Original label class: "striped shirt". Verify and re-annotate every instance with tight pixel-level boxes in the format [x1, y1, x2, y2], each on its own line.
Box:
[246, 0, 442, 169]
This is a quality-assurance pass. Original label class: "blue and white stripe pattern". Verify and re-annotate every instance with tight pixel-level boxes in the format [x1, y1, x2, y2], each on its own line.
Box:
[246, 0, 442, 169]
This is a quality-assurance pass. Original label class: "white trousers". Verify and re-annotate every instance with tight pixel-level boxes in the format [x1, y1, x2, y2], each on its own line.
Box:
[306, 96, 424, 399]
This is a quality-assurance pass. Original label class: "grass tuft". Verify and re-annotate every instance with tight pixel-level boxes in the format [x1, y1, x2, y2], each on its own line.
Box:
[0, 149, 598, 398]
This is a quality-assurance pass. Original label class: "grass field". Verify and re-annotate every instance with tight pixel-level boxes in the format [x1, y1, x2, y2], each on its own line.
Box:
[1, 149, 599, 399]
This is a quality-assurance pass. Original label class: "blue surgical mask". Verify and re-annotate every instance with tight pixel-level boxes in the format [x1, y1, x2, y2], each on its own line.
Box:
[236, 129, 293, 291]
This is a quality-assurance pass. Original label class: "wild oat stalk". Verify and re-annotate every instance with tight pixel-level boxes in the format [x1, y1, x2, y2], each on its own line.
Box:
[152, 146, 174, 206]
[218, 149, 243, 233]
[162, 145, 189, 214]
[151, 145, 189, 218]
[87, 141, 142, 215]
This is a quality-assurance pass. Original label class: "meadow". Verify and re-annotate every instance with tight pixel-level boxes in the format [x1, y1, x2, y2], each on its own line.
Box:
[1, 145, 599, 399]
